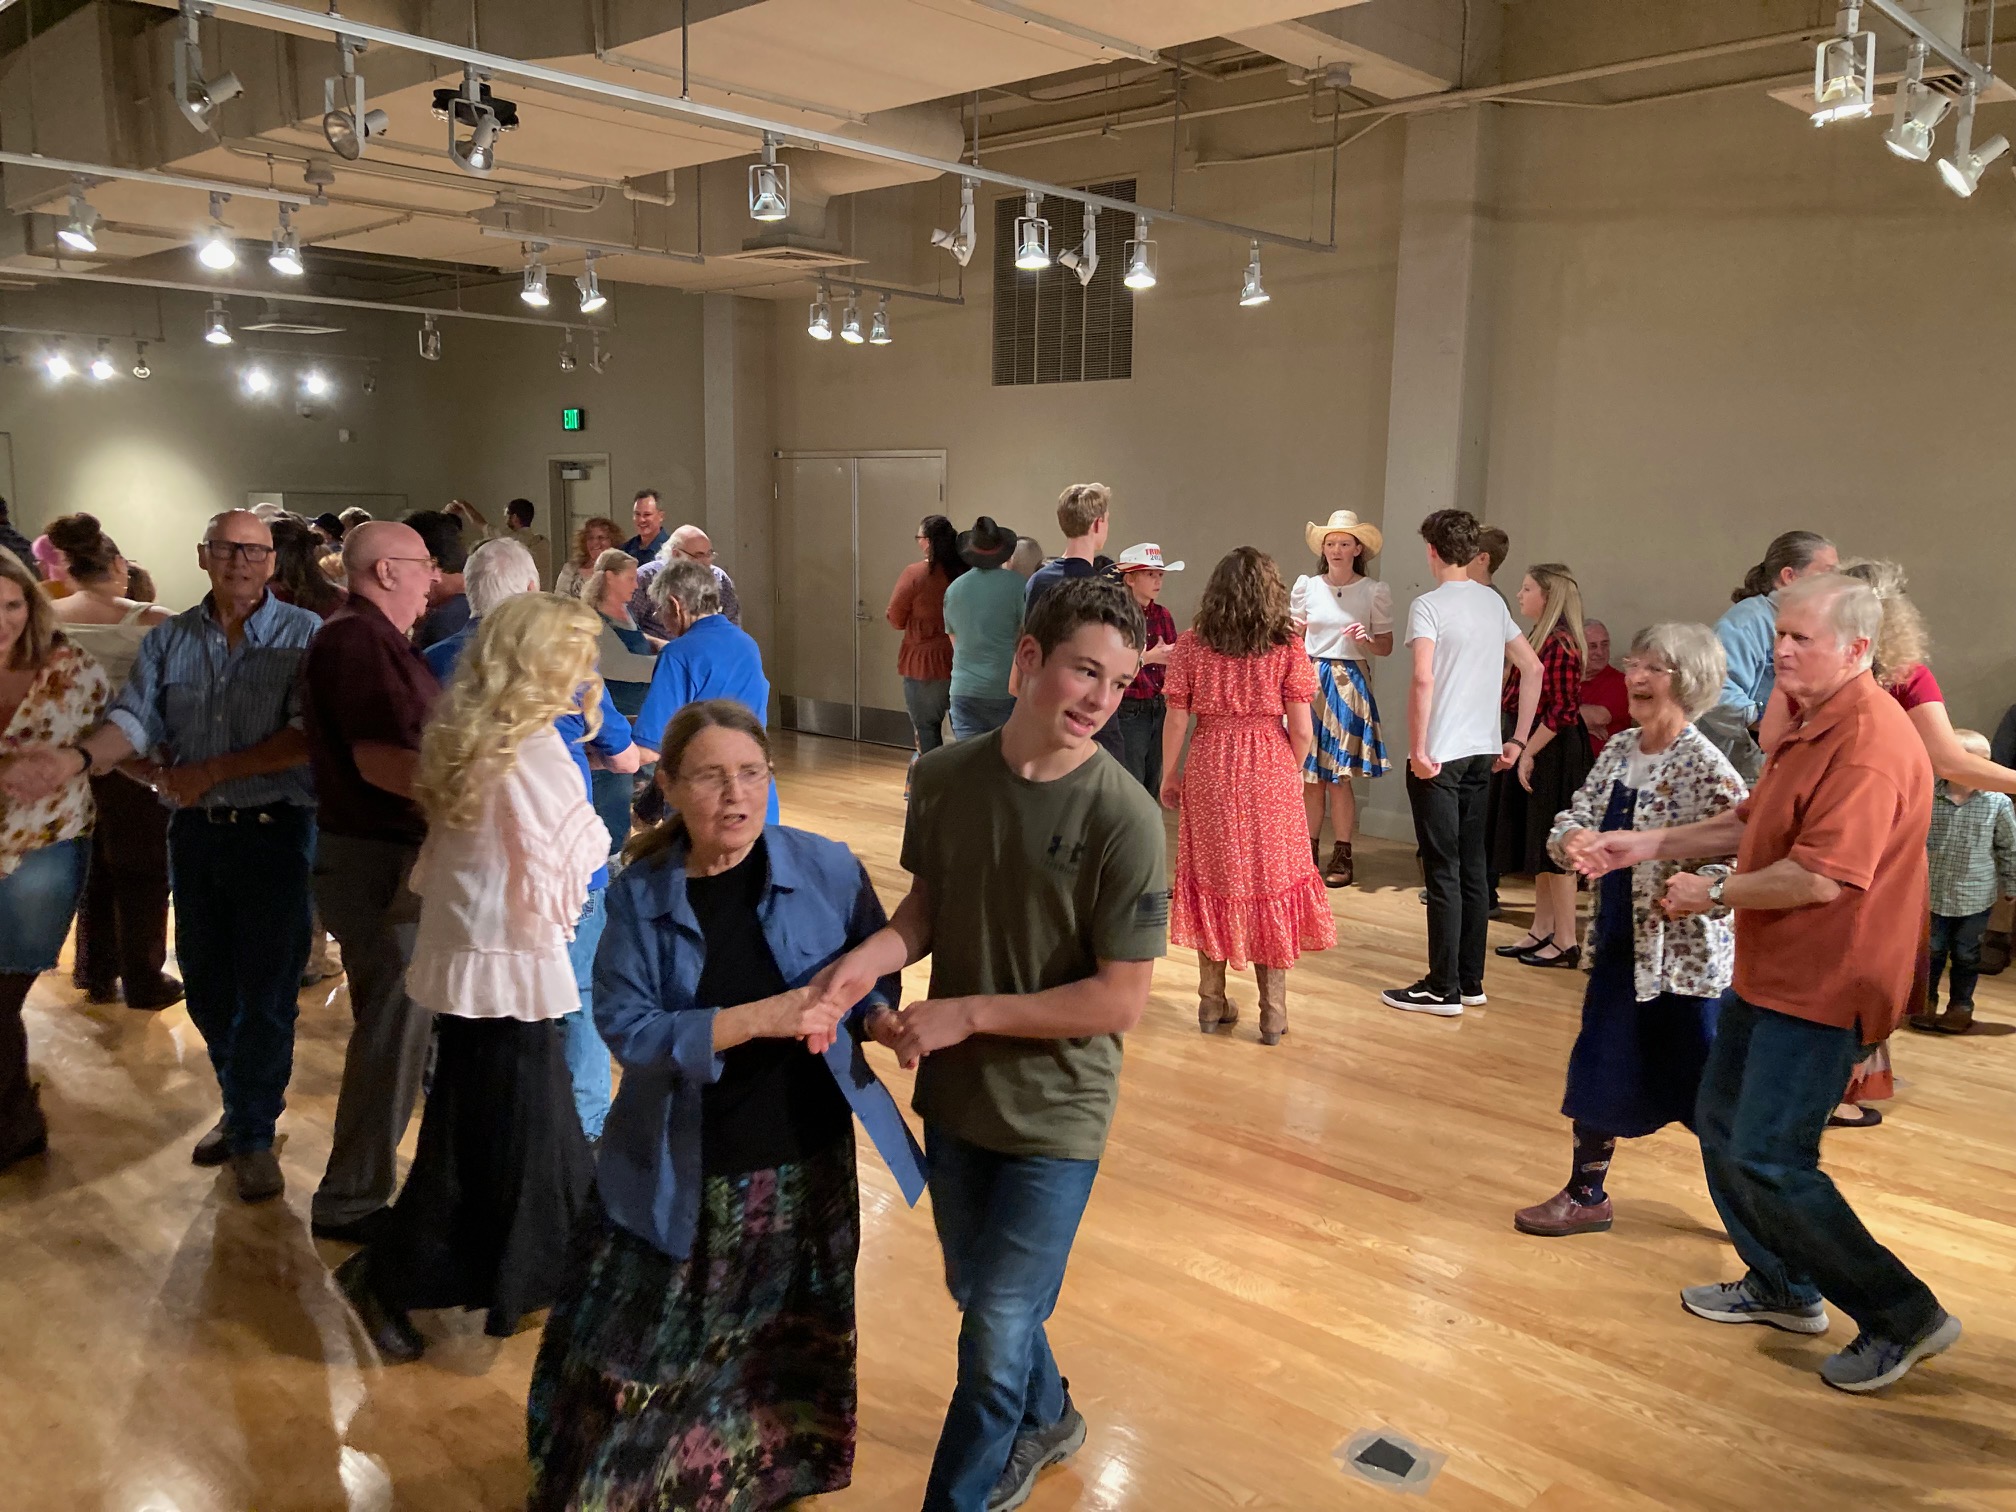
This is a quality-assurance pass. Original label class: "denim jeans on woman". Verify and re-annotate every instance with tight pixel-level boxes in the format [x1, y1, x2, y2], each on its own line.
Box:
[905, 677, 953, 757]
[0, 838, 89, 1155]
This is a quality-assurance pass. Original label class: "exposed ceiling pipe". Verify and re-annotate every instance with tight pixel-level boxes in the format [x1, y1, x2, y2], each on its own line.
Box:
[190, 0, 1335, 253]
[474, 224, 704, 266]
[0, 148, 310, 207]
[217, 138, 611, 212]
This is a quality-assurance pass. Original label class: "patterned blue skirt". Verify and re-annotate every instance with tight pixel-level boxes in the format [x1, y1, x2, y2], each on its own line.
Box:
[1305, 657, 1390, 782]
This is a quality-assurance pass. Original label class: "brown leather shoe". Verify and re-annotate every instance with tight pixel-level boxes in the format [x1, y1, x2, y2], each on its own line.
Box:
[1514, 1188, 1614, 1237]
[1323, 842, 1353, 889]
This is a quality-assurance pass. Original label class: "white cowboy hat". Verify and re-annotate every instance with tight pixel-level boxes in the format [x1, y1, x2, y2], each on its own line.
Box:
[1113, 542, 1184, 573]
[1304, 509, 1383, 560]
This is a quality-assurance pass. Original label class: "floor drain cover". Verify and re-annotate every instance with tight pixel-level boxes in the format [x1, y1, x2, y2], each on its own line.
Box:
[1333, 1429, 1444, 1494]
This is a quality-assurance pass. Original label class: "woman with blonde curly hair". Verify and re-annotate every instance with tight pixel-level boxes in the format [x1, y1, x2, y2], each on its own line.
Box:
[1161, 547, 1335, 1043]
[554, 515, 621, 599]
[335, 592, 612, 1365]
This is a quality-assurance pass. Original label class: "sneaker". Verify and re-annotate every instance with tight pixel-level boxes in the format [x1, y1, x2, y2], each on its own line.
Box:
[1460, 988, 1488, 1007]
[988, 1395, 1088, 1512]
[1679, 1278, 1830, 1335]
[1380, 981, 1463, 1017]
[1820, 1311, 1961, 1394]
[231, 1148, 285, 1203]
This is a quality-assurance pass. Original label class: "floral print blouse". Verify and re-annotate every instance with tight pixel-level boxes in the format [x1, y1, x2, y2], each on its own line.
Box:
[1546, 722, 1747, 1002]
[1, 641, 111, 876]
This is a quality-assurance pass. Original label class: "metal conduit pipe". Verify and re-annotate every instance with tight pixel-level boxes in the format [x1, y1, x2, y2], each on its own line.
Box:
[217, 137, 611, 211]
[13, 267, 607, 330]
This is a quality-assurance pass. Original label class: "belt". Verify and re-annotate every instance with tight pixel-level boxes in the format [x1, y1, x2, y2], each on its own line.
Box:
[187, 801, 302, 825]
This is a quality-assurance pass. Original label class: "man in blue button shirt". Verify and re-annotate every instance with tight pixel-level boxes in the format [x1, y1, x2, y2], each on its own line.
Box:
[59, 509, 321, 1203]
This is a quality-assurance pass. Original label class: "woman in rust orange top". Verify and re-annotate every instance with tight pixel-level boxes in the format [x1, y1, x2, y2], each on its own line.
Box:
[886, 514, 968, 756]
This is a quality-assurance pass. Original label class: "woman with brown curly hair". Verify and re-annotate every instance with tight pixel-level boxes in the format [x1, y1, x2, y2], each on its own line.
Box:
[1160, 547, 1335, 1043]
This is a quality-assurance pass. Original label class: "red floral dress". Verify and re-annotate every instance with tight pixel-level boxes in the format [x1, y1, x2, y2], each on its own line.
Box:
[1166, 634, 1336, 970]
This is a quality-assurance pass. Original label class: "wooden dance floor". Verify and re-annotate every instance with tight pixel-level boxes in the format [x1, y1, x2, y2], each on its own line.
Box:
[5, 731, 2013, 1511]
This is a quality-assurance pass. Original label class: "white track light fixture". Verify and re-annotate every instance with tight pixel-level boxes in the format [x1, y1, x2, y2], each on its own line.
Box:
[559, 332, 577, 372]
[418, 313, 442, 361]
[243, 365, 273, 396]
[1058, 209, 1100, 287]
[1811, 2, 1876, 127]
[589, 331, 611, 374]
[1238, 241, 1270, 307]
[204, 296, 233, 346]
[869, 295, 892, 346]
[840, 294, 865, 345]
[808, 281, 833, 341]
[174, 2, 243, 136]
[521, 247, 552, 309]
[268, 204, 305, 276]
[1123, 214, 1158, 290]
[576, 251, 608, 314]
[1013, 193, 1051, 271]
[931, 177, 978, 267]
[749, 134, 791, 222]
[1936, 87, 2008, 197]
[45, 346, 73, 380]
[302, 369, 332, 398]
[197, 192, 236, 270]
[434, 73, 518, 178]
[58, 179, 100, 254]
[323, 36, 391, 161]
[132, 341, 153, 380]
[1884, 42, 1951, 162]
[90, 340, 117, 381]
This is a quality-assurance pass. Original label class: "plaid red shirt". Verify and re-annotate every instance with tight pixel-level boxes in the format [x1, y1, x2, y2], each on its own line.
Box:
[1502, 624, 1584, 732]
[1125, 601, 1178, 700]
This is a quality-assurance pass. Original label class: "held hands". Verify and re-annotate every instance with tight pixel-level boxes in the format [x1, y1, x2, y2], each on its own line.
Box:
[1570, 829, 1653, 879]
[770, 985, 849, 1050]
[0, 745, 84, 804]
[1660, 871, 1715, 918]
[155, 760, 220, 808]
[883, 997, 977, 1070]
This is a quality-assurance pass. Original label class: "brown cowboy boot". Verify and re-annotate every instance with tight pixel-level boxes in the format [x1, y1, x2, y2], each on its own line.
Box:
[1323, 841, 1353, 889]
[1255, 964, 1288, 1045]
[1197, 953, 1236, 1033]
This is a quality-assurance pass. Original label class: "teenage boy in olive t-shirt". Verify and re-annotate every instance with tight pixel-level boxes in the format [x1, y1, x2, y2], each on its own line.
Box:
[816, 577, 1167, 1512]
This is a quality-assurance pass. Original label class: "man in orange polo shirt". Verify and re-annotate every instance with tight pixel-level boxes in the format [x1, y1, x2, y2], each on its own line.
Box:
[1571, 573, 1957, 1394]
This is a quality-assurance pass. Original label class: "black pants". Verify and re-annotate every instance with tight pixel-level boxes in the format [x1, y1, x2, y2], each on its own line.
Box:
[1930, 907, 1993, 1009]
[74, 772, 172, 999]
[1114, 698, 1165, 793]
[1408, 754, 1494, 998]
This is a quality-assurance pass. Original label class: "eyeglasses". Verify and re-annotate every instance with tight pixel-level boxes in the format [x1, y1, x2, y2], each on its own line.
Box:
[202, 540, 274, 564]
[1621, 658, 1675, 677]
[676, 763, 771, 796]
[380, 556, 437, 570]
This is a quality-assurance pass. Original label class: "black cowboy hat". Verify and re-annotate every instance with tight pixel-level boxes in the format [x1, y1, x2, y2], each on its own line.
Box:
[957, 515, 1017, 569]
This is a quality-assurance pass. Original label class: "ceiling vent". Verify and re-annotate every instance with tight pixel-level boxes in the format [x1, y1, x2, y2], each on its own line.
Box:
[1769, 61, 2014, 117]
[240, 302, 345, 335]
[714, 242, 862, 271]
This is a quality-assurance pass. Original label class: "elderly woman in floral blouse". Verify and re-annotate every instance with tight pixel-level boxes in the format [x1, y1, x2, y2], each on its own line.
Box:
[1513, 622, 1747, 1238]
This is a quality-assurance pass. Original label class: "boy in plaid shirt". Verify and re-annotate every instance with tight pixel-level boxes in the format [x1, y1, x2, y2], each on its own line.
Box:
[1911, 729, 2016, 1035]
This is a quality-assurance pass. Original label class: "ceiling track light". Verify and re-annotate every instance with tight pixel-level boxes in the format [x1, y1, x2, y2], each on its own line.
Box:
[434, 71, 518, 178]
[174, 2, 243, 136]
[1123, 214, 1158, 290]
[204, 295, 234, 345]
[808, 280, 833, 341]
[197, 190, 237, 270]
[521, 246, 551, 308]
[323, 35, 391, 161]
[1239, 240, 1270, 307]
[749, 133, 791, 222]
[1058, 208, 1099, 287]
[58, 177, 100, 254]
[243, 364, 273, 396]
[868, 294, 892, 346]
[1013, 192, 1051, 271]
[1884, 41, 1952, 162]
[589, 331, 611, 374]
[1936, 87, 2009, 196]
[45, 345, 73, 380]
[839, 293, 865, 345]
[301, 368, 331, 398]
[931, 176, 977, 266]
[1810, 2, 1876, 127]
[90, 339, 117, 381]
[559, 332, 577, 372]
[132, 341, 153, 380]
[418, 312, 442, 360]
[575, 250, 608, 314]
[268, 203, 305, 276]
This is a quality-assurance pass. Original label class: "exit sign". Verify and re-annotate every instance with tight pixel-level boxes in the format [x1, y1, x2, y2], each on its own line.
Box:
[562, 407, 585, 432]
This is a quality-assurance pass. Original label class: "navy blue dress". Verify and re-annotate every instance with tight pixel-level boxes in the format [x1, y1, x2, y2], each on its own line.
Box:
[1560, 780, 1720, 1137]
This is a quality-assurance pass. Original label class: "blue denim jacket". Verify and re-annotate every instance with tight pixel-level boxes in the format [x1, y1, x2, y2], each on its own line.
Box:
[593, 824, 917, 1258]
[1714, 592, 1778, 725]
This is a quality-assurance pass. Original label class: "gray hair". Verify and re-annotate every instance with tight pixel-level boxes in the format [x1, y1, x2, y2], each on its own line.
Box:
[464, 536, 540, 616]
[650, 557, 722, 618]
[582, 547, 637, 610]
[1010, 536, 1045, 576]
[1631, 622, 1726, 718]
[1777, 573, 1880, 671]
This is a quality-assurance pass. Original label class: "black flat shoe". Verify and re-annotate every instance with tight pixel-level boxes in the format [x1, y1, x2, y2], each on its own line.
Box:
[335, 1251, 424, 1364]
[1519, 944, 1582, 969]
[1827, 1106, 1883, 1129]
[1495, 932, 1547, 957]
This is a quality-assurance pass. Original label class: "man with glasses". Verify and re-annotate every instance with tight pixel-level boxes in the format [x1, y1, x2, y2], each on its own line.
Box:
[26, 509, 320, 1203]
[630, 521, 742, 635]
[300, 520, 443, 1243]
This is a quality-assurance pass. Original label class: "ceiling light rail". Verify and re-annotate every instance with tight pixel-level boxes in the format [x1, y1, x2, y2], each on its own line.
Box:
[0, 148, 309, 208]
[191, 0, 1334, 255]
[15, 268, 604, 331]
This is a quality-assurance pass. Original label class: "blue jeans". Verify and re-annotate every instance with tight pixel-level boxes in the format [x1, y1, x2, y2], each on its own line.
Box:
[561, 886, 611, 1139]
[0, 837, 88, 973]
[169, 806, 315, 1154]
[1696, 993, 1940, 1340]
[922, 1124, 1100, 1512]
[905, 677, 954, 756]
[949, 695, 1016, 744]
[1929, 907, 1993, 1009]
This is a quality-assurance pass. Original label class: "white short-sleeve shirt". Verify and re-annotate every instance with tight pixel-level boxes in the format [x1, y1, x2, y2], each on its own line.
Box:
[1404, 579, 1520, 764]
[1292, 575, 1394, 662]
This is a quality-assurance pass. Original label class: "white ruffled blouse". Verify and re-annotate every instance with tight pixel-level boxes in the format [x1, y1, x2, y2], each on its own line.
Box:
[405, 727, 608, 1021]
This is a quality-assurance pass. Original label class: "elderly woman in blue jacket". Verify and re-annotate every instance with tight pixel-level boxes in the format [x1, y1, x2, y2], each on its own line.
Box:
[527, 698, 921, 1512]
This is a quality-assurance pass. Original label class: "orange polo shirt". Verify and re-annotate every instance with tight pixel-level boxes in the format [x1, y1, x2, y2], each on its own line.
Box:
[1733, 671, 1931, 1044]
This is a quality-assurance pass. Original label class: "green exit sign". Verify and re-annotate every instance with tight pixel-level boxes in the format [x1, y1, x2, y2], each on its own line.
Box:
[562, 407, 585, 432]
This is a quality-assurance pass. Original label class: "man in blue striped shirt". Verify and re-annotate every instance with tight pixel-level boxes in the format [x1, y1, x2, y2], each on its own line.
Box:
[53, 509, 321, 1203]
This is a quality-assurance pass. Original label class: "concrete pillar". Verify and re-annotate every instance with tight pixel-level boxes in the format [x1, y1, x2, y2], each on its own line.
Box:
[702, 293, 775, 649]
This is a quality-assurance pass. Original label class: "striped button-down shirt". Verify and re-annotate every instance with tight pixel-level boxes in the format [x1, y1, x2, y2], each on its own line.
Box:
[105, 591, 322, 810]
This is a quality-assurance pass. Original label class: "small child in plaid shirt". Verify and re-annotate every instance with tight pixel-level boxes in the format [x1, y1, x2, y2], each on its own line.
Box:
[1914, 729, 2016, 1034]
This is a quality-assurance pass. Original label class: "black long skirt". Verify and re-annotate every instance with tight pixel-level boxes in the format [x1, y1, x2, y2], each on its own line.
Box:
[369, 1013, 595, 1332]
[1489, 712, 1594, 876]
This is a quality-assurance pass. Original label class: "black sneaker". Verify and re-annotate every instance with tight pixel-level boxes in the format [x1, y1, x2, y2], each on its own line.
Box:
[988, 1394, 1088, 1512]
[1380, 981, 1463, 1017]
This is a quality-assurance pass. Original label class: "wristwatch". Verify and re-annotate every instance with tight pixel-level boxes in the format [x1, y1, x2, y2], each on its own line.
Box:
[1707, 874, 1727, 908]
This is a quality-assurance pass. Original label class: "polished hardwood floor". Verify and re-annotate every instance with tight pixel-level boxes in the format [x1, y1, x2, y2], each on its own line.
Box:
[5, 731, 2014, 1511]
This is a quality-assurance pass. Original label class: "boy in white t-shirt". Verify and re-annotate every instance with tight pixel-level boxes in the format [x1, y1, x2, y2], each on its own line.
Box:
[1383, 510, 1542, 1017]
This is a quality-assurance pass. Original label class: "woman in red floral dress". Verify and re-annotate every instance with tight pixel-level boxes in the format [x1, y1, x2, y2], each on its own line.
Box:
[1160, 548, 1337, 1044]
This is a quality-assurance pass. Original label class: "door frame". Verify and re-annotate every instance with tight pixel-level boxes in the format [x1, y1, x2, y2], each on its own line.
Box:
[547, 451, 613, 547]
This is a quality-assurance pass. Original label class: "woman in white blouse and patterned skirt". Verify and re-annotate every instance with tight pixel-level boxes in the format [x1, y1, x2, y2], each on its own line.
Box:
[335, 592, 611, 1363]
[1290, 511, 1393, 888]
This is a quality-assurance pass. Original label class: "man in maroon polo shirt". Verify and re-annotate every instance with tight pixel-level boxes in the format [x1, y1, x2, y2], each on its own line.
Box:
[302, 520, 441, 1244]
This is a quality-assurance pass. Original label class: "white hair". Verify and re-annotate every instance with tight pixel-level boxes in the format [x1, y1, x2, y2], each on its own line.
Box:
[464, 536, 541, 616]
[1778, 573, 1881, 672]
[650, 557, 722, 617]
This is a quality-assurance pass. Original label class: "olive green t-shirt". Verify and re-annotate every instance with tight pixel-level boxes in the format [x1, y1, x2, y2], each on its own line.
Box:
[904, 729, 1169, 1160]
